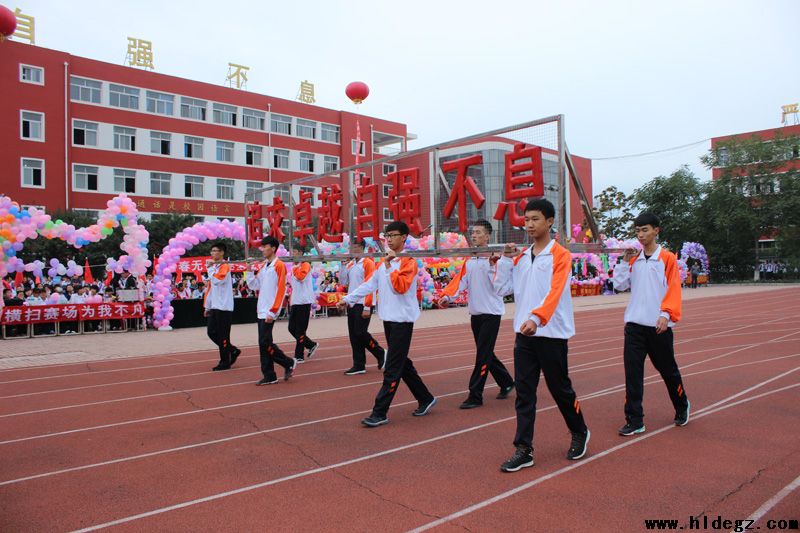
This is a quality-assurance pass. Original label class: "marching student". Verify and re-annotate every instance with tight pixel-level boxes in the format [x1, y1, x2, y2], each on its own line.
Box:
[612, 212, 689, 436]
[204, 242, 241, 372]
[337, 221, 436, 428]
[438, 219, 514, 409]
[491, 199, 590, 472]
[246, 236, 296, 385]
[338, 237, 386, 375]
[288, 244, 320, 363]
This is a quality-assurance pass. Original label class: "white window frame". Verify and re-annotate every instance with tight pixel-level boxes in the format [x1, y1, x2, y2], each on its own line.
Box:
[351, 139, 366, 156]
[73, 164, 99, 191]
[185, 175, 205, 198]
[382, 183, 392, 198]
[383, 207, 393, 221]
[113, 126, 137, 151]
[21, 158, 45, 189]
[382, 163, 397, 176]
[323, 156, 339, 173]
[296, 118, 316, 139]
[216, 178, 235, 200]
[19, 64, 44, 85]
[109, 83, 140, 110]
[113, 168, 137, 194]
[20, 110, 44, 142]
[299, 152, 315, 173]
[184, 136, 204, 159]
[216, 140, 234, 162]
[320, 123, 340, 143]
[245, 145, 263, 166]
[273, 148, 290, 169]
[150, 131, 172, 155]
[271, 114, 292, 135]
[180, 97, 207, 121]
[145, 91, 175, 116]
[70, 76, 102, 103]
[212, 103, 238, 126]
[242, 108, 266, 130]
[72, 120, 98, 147]
[246, 181, 264, 202]
[150, 172, 171, 196]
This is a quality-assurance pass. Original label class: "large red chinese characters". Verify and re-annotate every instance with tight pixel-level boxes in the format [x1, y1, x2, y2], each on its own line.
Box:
[386, 168, 424, 235]
[493, 143, 545, 226]
[441, 154, 486, 233]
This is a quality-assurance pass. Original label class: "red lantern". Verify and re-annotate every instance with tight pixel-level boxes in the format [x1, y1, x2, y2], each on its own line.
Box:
[345, 81, 369, 105]
[0, 5, 17, 41]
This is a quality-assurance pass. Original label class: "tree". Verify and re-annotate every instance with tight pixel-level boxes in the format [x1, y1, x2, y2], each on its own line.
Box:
[591, 185, 634, 239]
[630, 166, 703, 252]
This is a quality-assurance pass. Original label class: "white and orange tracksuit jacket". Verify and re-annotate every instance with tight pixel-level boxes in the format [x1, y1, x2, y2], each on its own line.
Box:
[204, 263, 234, 312]
[493, 240, 575, 339]
[343, 256, 419, 323]
[246, 258, 288, 321]
[612, 245, 682, 328]
[289, 261, 316, 306]
[441, 257, 506, 316]
[338, 257, 377, 307]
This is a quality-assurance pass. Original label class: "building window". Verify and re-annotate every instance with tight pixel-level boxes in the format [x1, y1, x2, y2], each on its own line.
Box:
[150, 172, 171, 195]
[109, 83, 140, 110]
[382, 183, 391, 198]
[212, 103, 237, 126]
[180, 97, 207, 120]
[351, 139, 366, 156]
[21, 159, 44, 188]
[383, 207, 392, 221]
[73, 120, 98, 146]
[150, 131, 171, 155]
[146, 91, 174, 115]
[299, 152, 315, 172]
[185, 175, 204, 198]
[216, 140, 234, 162]
[70, 77, 101, 103]
[296, 118, 316, 139]
[242, 108, 266, 130]
[246, 145, 263, 166]
[246, 181, 263, 202]
[321, 123, 340, 143]
[184, 136, 204, 159]
[217, 178, 235, 200]
[20, 64, 43, 85]
[20, 111, 44, 141]
[382, 163, 397, 176]
[323, 156, 339, 172]
[113, 126, 136, 151]
[113, 169, 136, 193]
[273, 149, 289, 169]
[73, 165, 99, 191]
[271, 114, 292, 135]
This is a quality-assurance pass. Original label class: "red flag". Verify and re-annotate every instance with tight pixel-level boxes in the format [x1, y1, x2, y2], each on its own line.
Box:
[152, 255, 159, 275]
[175, 267, 183, 283]
[83, 259, 94, 284]
[35, 275, 41, 285]
[104, 270, 113, 286]
[14, 270, 24, 286]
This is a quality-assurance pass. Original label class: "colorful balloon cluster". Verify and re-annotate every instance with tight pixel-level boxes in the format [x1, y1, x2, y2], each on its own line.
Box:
[151, 219, 246, 329]
[0, 194, 150, 278]
[47, 258, 83, 278]
[679, 242, 710, 272]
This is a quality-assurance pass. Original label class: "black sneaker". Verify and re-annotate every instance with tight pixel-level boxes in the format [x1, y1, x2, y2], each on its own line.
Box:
[500, 446, 534, 472]
[344, 367, 366, 375]
[459, 398, 483, 410]
[361, 415, 389, 427]
[567, 429, 590, 460]
[675, 400, 691, 427]
[229, 347, 242, 366]
[212, 364, 231, 372]
[307, 343, 319, 360]
[618, 422, 646, 436]
[256, 377, 278, 386]
[285, 358, 297, 381]
[295, 357, 305, 364]
[496, 384, 515, 400]
[376, 348, 387, 371]
[412, 397, 437, 416]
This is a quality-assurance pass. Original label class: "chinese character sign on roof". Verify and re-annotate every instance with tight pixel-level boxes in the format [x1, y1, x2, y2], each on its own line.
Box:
[227, 63, 250, 90]
[126, 37, 155, 70]
[13, 8, 35, 44]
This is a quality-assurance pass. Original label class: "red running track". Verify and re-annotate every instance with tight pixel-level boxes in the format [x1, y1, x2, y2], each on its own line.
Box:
[0, 289, 798, 532]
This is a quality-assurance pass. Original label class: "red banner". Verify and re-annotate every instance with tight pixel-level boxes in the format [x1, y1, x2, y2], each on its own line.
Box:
[317, 293, 344, 307]
[175, 257, 249, 276]
[1, 303, 146, 325]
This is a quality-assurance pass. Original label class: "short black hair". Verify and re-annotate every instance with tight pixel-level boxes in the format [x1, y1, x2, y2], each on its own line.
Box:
[524, 198, 555, 219]
[385, 220, 410, 235]
[210, 241, 227, 253]
[351, 237, 367, 248]
[261, 236, 280, 249]
[472, 219, 493, 234]
[633, 212, 660, 228]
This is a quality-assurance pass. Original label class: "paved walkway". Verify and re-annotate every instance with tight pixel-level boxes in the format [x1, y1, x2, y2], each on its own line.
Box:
[0, 284, 795, 369]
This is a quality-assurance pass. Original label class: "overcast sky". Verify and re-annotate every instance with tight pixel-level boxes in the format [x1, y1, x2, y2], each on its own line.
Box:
[17, 0, 800, 196]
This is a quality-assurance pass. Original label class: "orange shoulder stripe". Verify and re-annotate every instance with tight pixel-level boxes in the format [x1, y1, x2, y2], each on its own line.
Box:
[441, 260, 467, 297]
[530, 243, 571, 326]
[658, 249, 682, 323]
[270, 260, 287, 314]
[389, 257, 418, 294]
[292, 262, 311, 281]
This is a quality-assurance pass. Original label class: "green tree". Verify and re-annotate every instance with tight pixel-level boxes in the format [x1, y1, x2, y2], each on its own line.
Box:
[591, 185, 634, 239]
[630, 166, 703, 251]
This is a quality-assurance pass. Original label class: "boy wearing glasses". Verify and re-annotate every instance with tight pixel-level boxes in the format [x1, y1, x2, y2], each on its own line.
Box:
[337, 221, 436, 427]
